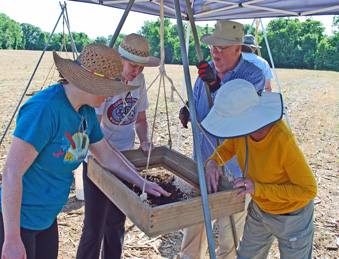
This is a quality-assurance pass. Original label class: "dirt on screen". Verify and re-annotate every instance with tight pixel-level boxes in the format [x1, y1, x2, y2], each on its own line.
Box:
[124, 171, 191, 207]
[0, 50, 338, 258]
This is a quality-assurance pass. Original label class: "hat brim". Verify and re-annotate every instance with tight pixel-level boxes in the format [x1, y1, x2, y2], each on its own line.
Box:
[242, 43, 262, 50]
[241, 45, 253, 53]
[201, 34, 253, 53]
[113, 46, 160, 67]
[201, 92, 283, 139]
[200, 34, 242, 46]
[53, 51, 139, 96]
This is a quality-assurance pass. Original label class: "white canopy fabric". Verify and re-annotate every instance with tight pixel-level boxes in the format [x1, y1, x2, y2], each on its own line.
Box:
[69, 0, 339, 20]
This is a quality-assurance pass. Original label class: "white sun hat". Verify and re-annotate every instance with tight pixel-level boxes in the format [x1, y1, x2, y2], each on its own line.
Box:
[201, 79, 283, 139]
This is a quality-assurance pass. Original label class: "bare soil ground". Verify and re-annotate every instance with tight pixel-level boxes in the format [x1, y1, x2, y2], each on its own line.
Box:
[0, 50, 338, 258]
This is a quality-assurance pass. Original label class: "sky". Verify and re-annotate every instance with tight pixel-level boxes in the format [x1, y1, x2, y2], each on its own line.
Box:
[1, 0, 336, 39]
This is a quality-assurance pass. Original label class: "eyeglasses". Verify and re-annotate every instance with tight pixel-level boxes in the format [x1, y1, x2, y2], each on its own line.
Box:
[208, 45, 228, 53]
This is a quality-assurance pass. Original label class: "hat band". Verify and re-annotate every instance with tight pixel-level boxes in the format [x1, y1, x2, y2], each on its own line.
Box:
[118, 46, 149, 65]
[74, 60, 122, 81]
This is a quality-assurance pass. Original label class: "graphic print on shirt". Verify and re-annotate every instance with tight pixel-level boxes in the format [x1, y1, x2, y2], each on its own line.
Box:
[107, 97, 138, 125]
[63, 117, 89, 162]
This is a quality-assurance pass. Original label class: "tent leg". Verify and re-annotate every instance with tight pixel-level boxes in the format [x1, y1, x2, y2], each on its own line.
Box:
[247, 18, 256, 34]
[109, 0, 135, 47]
[186, 0, 239, 255]
[176, 22, 191, 151]
[260, 19, 291, 128]
[0, 3, 67, 146]
[61, 1, 78, 57]
[184, 0, 226, 175]
[173, 0, 216, 258]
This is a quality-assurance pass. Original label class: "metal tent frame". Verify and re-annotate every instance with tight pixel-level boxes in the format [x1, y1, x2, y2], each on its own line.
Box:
[0, 2, 78, 146]
[1, 1, 339, 258]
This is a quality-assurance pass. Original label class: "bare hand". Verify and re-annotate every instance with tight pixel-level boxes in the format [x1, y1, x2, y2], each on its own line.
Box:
[139, 141, 155, 156]
[205, 159, 220, 194]
[144, 181, 171, 197]
[179, 101, 189, 128]
[233, 177, 255, 197]
[2, 238, 27, 259]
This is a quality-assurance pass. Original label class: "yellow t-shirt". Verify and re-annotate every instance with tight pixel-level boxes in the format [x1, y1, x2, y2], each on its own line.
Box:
[209, 120, 317, 214]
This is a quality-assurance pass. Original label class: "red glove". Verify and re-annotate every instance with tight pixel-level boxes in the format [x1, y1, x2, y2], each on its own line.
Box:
[179, 101, 189, 128]
[196, 60, 221, 93]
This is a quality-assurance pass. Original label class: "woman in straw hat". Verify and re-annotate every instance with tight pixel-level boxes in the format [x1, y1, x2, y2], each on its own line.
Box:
[77, 34, 161, 259]
[0, 43, 170, 259]
[202, 79, 317, 258]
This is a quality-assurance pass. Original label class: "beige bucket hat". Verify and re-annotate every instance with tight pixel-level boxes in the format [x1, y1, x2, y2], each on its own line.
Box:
[53, 43, 139, 96]
[116, 33, 160, 67]
[200, 20, 250, 50]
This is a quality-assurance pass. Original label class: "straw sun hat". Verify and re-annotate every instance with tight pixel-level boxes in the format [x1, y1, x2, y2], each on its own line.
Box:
[201, 79, 283, 139]
[116, 33, 160, 67]
[53, 43, 139, 96]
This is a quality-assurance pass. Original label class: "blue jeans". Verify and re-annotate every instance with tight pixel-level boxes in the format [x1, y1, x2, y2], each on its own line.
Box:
[76, 162, 126, 259]
[0, 213, 58, 259]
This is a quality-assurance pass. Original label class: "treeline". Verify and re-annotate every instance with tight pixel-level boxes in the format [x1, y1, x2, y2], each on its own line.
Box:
[1, 13, 339, 71]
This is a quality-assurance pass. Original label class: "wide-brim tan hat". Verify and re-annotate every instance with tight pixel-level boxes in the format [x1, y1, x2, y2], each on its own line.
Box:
[115, 33, 160, 67]
[53, 44, 139, 96]
[200, 20, 249, 49]
[201, 79, 283, 139]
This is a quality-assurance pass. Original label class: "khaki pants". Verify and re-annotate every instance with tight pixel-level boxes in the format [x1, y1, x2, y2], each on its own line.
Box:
[237, 200, 314, 259]
[180, 194, 251, 259]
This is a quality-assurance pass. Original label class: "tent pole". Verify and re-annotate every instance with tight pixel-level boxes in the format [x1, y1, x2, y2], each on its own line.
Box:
[174, 0, 216, 258]
[260, 19, 290, 128]
[60, 1, 78, 56]
[247, 18, 256, 34]
[184, 0, 226, 176]
[176, 21, 191, 151]
[185, 1, 237, 249]
[0, 3, 66, 146]
[186, 0, 239, 253]
[62, 1, 78, 58]
[109, 0, 135, 47]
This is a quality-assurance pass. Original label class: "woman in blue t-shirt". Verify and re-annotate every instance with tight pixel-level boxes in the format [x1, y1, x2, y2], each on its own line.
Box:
[0, 43, 170, 259]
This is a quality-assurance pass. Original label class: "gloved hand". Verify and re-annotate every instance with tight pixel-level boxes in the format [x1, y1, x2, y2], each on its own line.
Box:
[196, 60, 221, 93]
[179, 101, 189, 128]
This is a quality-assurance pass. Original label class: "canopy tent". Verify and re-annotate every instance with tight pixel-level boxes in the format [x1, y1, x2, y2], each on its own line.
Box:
[1, 1, 338, 258]
[66, 1, 339, 258]
[69, 0, 339, 20]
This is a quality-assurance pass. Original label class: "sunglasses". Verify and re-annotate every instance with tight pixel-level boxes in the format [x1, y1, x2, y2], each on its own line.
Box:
[208, 45, 229, 53]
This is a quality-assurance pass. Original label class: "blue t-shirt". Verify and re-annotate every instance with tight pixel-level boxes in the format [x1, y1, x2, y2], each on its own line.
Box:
[0, 83, 103, 230]
[193, 56, 265, 178]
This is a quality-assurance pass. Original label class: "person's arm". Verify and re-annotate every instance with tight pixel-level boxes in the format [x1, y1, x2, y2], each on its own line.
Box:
[89, 139, 169, 197]
[254, 137, 317, 202]
[1, 136, 39, 259]
[135, 110, 154, 156]
[204, 139, 236, 193]
[97, 114, 142, 172]
[264, 79, 272, 92]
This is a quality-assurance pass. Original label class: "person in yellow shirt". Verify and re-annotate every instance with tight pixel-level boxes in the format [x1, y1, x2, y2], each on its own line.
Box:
[201, 79, 317, 258]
